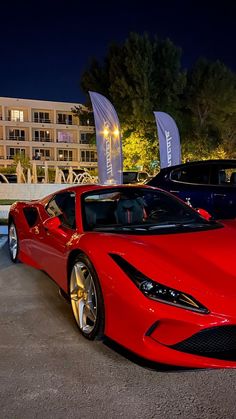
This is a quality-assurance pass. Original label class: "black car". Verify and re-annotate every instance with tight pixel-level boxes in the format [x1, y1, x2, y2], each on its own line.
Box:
[0, 174, 17, 183]
[123, 171, 151, 184]
[148, 159, 236, 219]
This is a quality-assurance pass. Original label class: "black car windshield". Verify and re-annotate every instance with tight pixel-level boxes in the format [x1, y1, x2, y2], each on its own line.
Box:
[123, 172, 138, 183]
[82, 187, 221, 234]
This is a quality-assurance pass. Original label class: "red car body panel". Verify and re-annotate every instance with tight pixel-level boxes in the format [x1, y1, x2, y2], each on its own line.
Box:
[8, 185, 236, 368]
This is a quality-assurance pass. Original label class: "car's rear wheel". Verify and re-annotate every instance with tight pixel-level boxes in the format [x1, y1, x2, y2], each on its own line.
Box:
[69, 254, 104, 340]
[8, 222, 19, 262]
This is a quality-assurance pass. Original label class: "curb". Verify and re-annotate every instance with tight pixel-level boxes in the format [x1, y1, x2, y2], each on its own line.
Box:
[0, 236, 7, 249]
[0, 226, 8, 235]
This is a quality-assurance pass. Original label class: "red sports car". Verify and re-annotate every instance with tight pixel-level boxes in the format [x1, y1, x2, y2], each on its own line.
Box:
[8, 184, 236, 368]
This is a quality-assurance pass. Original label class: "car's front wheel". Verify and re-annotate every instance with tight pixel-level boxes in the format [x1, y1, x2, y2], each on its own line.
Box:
[69, 254, 104, 340]
[8, 221, 19, 262]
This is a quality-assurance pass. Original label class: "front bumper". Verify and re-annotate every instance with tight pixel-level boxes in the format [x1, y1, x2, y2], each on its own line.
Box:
[145, 321, 236, 367]
[105, 291, 236, 368]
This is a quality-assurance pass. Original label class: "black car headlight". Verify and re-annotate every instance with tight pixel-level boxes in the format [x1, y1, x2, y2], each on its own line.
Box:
[110, 254, 209, 314]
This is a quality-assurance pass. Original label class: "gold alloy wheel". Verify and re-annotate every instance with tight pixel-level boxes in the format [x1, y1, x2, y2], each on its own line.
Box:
[70, 261, 98, 335]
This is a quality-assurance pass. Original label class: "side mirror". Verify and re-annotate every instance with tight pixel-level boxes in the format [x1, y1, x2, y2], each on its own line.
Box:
[196, 208, 212, 221]
[43, 216, 68, 238]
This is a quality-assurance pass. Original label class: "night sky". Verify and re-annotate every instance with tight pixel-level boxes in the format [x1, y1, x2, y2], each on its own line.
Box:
[1, 0, 235, 104]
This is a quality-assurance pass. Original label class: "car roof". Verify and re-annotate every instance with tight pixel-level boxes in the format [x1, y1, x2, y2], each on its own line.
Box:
[123, 170, 147, 173]
[39, 183, 157, 205]
[161, 159, 236, 172]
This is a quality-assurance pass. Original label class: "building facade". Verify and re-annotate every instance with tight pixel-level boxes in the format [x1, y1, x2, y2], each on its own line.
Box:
[0, 97, 97, 170]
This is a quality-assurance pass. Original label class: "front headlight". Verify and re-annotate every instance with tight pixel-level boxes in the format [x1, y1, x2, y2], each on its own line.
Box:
[110, 254, 209, 314]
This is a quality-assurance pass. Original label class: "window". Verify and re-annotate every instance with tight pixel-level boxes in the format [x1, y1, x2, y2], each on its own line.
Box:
[211, 166, 236, 185]
[57, 113, 72, 125]
[81, 150, 97, 162]
[8, 148, 25, 159]
[34, 130, 51, 142]
[57, 132, 73, 143]
[80, 133, 93, 144]
[170, 167, 210, 184]
[34, 112, 50, 123]
[10, 110, 24, 122]
[58, 149, 73, 161]
[33, 148, 51, 160]
[9, 129, 25, 140]
[46, 192, 76, 229]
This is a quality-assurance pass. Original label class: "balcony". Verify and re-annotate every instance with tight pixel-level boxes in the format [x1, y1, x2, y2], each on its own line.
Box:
[57, 157, 74, 161]
[56, 138, 77, 144]
[57, 119, 73, 125]
[33, 118, 51, 124]
[6, 155, 27, 160]
[32, 156, 54, 162]
[32, 137, 53, 142]
[4, 116, 28, 122]
[7, 136, 26, 141]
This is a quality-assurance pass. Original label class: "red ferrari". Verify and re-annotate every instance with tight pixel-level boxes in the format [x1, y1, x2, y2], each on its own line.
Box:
[8, 184, 236, 368]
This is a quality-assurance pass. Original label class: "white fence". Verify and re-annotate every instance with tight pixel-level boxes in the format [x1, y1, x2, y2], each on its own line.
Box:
[0, 183, 76, 201]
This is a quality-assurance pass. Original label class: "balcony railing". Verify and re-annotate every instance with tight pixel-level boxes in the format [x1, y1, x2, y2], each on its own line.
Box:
[57, 156, 74, 161]
[4, 116, 28, 122]
[7, 136, 26, 141]
[56, 138, 77, 143]
[81, 159, 97, 163]
[57, 119, 73, 125]
[32, 137, 53, 142]
[32, 156, 53, 161]
[79, 140, 90, 145]
[33, 118, 51, 123]
[7, 155, 27, 160]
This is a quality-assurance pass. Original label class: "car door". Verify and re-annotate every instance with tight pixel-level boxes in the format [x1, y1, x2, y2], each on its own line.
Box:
[166, 164, 213, 212]
[32, 191, 77, 289]
[210, 163, 236, 219]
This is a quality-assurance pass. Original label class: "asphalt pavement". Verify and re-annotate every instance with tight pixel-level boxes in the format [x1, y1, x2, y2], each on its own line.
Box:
[1, 243, 236, 419]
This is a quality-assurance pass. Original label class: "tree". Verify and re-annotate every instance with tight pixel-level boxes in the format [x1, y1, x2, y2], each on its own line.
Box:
[80, 32, 185, 169]
[122, 128, 158, 172]
[80, 34, 236, 166]
[184, 59, 236, 143]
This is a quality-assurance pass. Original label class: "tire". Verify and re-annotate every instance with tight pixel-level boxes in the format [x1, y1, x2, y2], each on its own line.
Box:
[69, 254, 105, 340]
[8, 221, 19, 263]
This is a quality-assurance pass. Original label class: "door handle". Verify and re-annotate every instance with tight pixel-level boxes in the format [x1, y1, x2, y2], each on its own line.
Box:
[170, 190, 180, 193]
[31, 226, 40, 235]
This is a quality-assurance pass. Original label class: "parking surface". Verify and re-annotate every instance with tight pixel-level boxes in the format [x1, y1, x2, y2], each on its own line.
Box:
[1, 243, 236, 419]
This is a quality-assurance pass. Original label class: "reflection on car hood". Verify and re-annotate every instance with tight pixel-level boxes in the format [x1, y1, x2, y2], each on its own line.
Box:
[103, 223, 236, 301]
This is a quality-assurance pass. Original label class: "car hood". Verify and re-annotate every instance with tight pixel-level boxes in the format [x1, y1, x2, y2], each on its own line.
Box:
[102, 222, 236, 303]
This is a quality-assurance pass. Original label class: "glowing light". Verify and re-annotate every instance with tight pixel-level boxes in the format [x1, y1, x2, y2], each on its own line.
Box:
[113, 128, 120, 138]
[102, 127, 110, 138]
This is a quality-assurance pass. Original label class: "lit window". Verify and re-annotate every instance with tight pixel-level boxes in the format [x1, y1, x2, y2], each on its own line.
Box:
[10, 110, 24, 122]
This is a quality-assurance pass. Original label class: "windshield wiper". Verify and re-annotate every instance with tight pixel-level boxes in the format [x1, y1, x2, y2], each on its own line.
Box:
[93, 225, 150, 232]
[148, 223, 179, 230]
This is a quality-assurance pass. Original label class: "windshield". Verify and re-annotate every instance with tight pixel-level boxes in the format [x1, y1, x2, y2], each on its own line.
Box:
[123, 172, 138, 183]
[82, 187, 221, 234]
